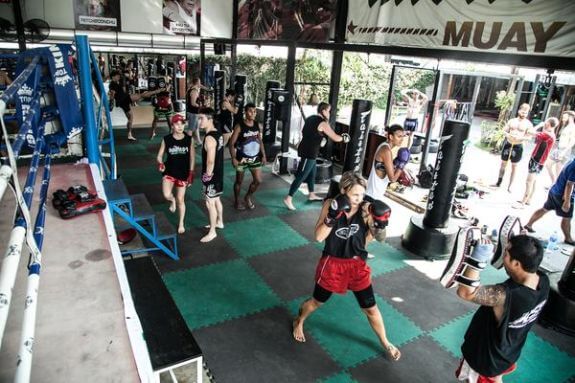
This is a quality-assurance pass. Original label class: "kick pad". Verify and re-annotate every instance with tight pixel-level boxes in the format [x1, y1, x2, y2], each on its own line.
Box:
[492, 215, 522, 269]
[440, 226, 482, 288]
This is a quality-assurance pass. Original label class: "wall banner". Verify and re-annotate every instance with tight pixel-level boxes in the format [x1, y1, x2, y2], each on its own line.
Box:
[73, 0, 121, 31]
[237, 0, 337, 42]
[163, 0, 201, 35]
[346, 0, 575, 58]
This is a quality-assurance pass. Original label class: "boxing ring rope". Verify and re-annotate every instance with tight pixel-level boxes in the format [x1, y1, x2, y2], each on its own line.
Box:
[0, 38, 154, 381]
[0, 51, 53, 381]
[0, 121, 46, 348]
[15, 140, 52, 383]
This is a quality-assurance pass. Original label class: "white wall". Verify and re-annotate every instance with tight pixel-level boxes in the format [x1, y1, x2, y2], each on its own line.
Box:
[121, 0, 163, 34]
[199, 0, 233, 38]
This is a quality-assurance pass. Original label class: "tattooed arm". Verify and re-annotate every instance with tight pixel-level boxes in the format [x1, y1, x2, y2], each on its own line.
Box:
[457, 265, 507, 322]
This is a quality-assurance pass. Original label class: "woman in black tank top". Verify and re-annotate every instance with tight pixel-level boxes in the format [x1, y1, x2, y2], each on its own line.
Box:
[292, 171, 402, 362]
[155, 115, 195, 235]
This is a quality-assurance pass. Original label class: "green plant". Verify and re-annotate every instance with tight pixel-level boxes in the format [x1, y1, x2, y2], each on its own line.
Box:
[494, 90, 515, 125]
[480, 120, 506, 150]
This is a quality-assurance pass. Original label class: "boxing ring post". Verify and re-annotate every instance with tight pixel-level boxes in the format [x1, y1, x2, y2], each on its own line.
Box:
[76, 35, 100, 168]
[402, 120, 471, 259]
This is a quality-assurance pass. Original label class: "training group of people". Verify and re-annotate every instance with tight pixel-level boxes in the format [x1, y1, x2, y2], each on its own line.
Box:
[154, 86, 266, 243]
[288, 94, 554, 382]
[492, 104, 575, 245]
[150, 83, 554, 381]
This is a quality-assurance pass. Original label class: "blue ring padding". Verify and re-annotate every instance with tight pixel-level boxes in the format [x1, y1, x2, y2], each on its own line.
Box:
[28, 263, 41, 275]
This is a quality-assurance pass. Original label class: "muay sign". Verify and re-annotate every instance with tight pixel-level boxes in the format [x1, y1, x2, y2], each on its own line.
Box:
[343, 99, 372, 173]
[347, 0, 575, 58]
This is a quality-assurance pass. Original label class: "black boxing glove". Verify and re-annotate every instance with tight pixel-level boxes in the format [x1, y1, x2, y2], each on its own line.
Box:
[369, 200, 391, 229]
[324, 194, 351, 227]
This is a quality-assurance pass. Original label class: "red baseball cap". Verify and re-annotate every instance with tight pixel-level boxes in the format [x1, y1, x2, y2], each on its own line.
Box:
[171, 114, 186, 124]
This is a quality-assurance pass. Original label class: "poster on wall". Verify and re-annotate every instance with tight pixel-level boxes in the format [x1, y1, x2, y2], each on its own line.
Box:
[163, 0, 201, 35]
[237, 0, 336, 42]
[346, 0, 575, 58]
[73, 0, 121, 31]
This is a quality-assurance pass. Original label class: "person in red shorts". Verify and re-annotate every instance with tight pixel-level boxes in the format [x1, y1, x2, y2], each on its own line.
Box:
[156, 114, 195, 234]
[291, 171, 401, 361]
[515, 117, 558, 208]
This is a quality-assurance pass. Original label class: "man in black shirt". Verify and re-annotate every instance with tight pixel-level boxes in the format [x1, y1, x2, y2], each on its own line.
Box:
[229, 103, 266, 210]
[455, 235, 549, 382]
[283, 102, 350, 211]
[108, 70, 163, 141]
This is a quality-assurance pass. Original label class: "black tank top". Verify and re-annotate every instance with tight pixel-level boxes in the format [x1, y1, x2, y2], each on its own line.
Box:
[201, 130, 224, 183]
[298, 115, 325, 159]
[236, 120, 262, 161]
[323, 208, 369, 261]
[163, 134, 192, 181]
[462, 272, 550, 376]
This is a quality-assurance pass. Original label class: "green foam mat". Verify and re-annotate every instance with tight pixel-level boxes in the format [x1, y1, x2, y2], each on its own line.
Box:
[255, 187, 323, 215]
[115, 143, 150, 156]
[223, 215, 309, 258]
[163, 259, 281, 329]
[152, 201, 206, 229]
[318, 372, 358, 383]
[119, 167, 159, 186]
[365, 242, 409, 276]
[429, 312, 472, 357]
[288, 293, 422, 368]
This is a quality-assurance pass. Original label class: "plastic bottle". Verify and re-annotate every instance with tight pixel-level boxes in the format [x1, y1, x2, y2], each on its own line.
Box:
[547, 231, 559, 252]
[491, 228, 498, 243]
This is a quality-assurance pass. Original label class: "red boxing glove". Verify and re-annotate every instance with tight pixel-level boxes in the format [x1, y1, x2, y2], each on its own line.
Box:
[187, 171, 194, 185]
[158, 162, 165, 172]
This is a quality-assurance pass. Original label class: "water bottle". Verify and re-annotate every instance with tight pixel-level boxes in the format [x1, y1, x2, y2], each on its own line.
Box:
[547, 231, 559, 252]
[491, 228, 498, 244]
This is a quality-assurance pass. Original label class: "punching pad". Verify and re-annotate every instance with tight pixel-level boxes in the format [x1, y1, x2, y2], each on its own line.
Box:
[422, 120, 470, 229]
[343, 99, 372, 173]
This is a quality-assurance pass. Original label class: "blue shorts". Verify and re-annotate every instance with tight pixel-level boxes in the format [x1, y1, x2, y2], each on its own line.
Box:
[543, 192, 574, 218]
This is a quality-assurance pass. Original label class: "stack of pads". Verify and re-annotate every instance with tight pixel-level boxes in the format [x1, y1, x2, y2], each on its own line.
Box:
[52, 185, 106, 219]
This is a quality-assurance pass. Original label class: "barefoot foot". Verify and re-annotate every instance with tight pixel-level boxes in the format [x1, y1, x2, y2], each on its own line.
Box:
[283, 197, 296, 211]
[178, 226, 185, 234]
[169, 199, 176, 213]
[384, 343, 401, 361]
[200, 232, 217, 243]
[292, 318, 306, 342]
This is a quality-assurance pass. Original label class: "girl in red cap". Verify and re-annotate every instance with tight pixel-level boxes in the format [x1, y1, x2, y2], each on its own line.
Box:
[156, 114, 195, 234]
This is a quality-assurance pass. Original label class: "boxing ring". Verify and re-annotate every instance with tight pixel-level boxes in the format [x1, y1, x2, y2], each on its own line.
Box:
[0, 37, 152, 381]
